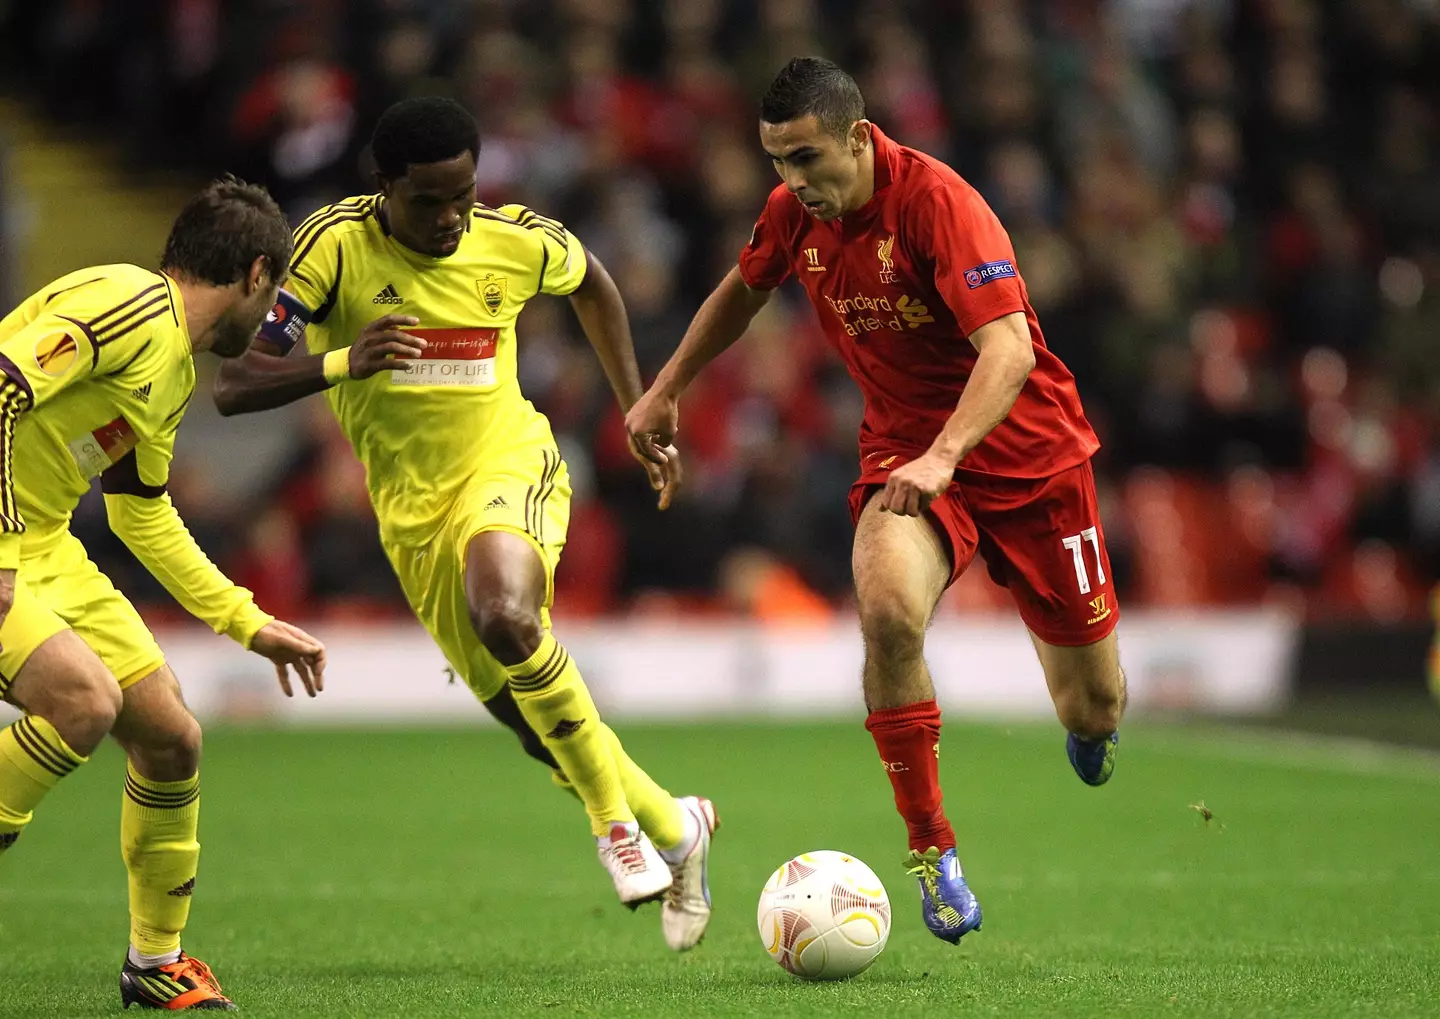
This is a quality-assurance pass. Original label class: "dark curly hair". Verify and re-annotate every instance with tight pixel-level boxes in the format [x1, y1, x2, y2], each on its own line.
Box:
[371, 97, 481, 180]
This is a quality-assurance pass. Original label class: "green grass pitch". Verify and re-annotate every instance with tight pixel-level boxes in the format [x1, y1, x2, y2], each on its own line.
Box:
[1, 720, 1437, 1017]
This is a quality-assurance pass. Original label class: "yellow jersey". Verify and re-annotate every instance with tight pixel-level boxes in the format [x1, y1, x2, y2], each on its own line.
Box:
[0, 264, 270, 642]
[286, 196, 587, 546]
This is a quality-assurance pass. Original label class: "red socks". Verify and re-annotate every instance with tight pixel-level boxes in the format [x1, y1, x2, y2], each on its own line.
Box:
[864, 699, 956, 853]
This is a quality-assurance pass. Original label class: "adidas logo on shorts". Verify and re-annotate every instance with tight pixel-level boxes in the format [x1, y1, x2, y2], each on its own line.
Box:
[372, 283, 404, 305]
[484, 495, 508, 510]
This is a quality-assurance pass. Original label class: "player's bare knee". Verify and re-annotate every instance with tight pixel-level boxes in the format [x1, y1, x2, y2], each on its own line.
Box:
[858, 598, 926, 666]
[127, 714, 203, 781]
[471, 597, 544, 665]
[36, 670, 122, 752]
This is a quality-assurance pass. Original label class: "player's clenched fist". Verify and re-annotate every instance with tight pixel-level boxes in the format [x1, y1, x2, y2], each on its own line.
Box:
[347, 314, 426, 378]
[878, 453, 956, 517]
[249, 620, 327, 698]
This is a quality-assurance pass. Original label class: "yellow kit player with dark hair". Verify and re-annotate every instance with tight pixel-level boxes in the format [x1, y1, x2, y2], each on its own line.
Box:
[215, 97, 717, 952]
[0, 177, 327, 1010]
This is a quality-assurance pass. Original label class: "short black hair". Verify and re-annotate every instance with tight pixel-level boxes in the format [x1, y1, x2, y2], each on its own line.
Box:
[371, 97, 480, 180]
[760, 57, 866, 138]
[161, 175, 292, 286]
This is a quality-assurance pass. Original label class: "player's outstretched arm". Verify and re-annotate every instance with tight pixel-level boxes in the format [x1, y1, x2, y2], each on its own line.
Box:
[213, 314, 426, 416]
[568, 248, 685, 509]
[568, 248, 647, 413]
[625, 267, 772, 459]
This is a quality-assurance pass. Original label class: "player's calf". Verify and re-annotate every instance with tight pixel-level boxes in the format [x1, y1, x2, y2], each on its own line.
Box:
[1052, 683, 1123, 741]
[1033, 634, 1126, 786]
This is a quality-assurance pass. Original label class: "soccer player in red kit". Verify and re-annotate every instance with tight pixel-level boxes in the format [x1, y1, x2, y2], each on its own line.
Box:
[627, 57, 1127, 944]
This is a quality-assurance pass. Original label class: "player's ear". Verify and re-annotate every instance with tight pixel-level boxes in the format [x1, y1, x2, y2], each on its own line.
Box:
[246, 255, 267, 294]
[850, 120, 872, 157]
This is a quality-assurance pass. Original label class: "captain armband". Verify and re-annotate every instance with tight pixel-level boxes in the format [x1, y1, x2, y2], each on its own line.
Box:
[255, 288, 312, 355]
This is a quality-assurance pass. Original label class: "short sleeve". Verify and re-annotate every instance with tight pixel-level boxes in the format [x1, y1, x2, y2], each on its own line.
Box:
[286, 212, 343, 320]
[498, 204, 588, 296]
[913, 183, 1027, 336]
[737, 187, 796, 290]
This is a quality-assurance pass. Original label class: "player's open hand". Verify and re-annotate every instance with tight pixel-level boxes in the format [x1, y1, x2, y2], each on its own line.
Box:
[878, 453, 955, 517]
[629, 436, 683, 510]
[350, 314, 426, 378]
[624, 389, 680, 466]
[250, 620, 327, 698]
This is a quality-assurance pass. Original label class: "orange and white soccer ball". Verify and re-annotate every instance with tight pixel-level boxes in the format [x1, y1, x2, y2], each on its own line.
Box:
[756, 850, 891, 980]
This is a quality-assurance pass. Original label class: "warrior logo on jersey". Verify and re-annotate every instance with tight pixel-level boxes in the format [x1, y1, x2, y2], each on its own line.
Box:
[877, 235, 898, 283]
[477, 273, 507, 316]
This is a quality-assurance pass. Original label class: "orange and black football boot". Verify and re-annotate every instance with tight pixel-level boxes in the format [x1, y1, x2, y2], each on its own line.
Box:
[120, 951, 237, 1010]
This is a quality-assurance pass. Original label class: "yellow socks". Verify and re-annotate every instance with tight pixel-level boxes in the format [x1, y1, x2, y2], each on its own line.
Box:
[550, 725, 686, 850]
[506, 633, 633, 836]
[121, 765, 200, 957]
[600, 724, 684, 851]
[0, 715, 87, 855]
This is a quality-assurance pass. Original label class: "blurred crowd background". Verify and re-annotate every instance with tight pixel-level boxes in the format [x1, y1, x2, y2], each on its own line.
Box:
[2, 0, 1439, 626]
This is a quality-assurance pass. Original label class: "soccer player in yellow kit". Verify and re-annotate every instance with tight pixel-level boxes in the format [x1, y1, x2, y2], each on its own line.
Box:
[0, 177, 326, 1010]
[214, 98, 717, 951]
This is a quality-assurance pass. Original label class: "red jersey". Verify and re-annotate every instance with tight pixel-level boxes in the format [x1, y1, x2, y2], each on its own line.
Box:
[738, 125, 1098, 479]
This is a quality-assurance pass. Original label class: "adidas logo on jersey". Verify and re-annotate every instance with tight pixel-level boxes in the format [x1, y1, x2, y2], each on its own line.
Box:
[372, 284, 404, 305]
[131, 382, 152, 403]
[484, 495, 508, 510]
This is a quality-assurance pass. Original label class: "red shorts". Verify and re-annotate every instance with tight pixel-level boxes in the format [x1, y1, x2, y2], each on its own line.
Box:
[848, 456, 1119, 646]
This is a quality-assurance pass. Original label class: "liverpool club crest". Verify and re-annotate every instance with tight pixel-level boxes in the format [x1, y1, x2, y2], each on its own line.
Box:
[877, 235, 898, 284]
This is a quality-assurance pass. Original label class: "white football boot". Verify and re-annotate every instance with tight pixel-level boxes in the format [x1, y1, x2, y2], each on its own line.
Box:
[597, 821, 673, 908]
[659, 796, 720, 951]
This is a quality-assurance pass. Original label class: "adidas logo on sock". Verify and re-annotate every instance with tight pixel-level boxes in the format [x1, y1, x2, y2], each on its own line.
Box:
[167, 877, 196, 897]
[484, 495, 508, 510]
[372, 283, 404, 304]
[131, 382, 152, 403]
[546, 718, 585, 739]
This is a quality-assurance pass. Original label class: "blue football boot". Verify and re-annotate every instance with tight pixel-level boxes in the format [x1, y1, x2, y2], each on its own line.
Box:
[1067, 730, 1119, 786]
[904, 847, 983, 944]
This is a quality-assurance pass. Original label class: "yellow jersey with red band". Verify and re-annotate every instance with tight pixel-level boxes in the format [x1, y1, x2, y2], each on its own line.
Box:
[0, 263, 271, 646]
[284, 195, 588, 546]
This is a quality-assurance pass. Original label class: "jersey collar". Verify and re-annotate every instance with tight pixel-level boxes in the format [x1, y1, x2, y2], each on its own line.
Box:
[870, 123, 898, 194]
[840, 124, 898, 227]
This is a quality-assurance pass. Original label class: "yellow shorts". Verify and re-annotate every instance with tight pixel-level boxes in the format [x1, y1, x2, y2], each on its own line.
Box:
[0, 532, 165, 699]
[385, 446, 571, 702]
